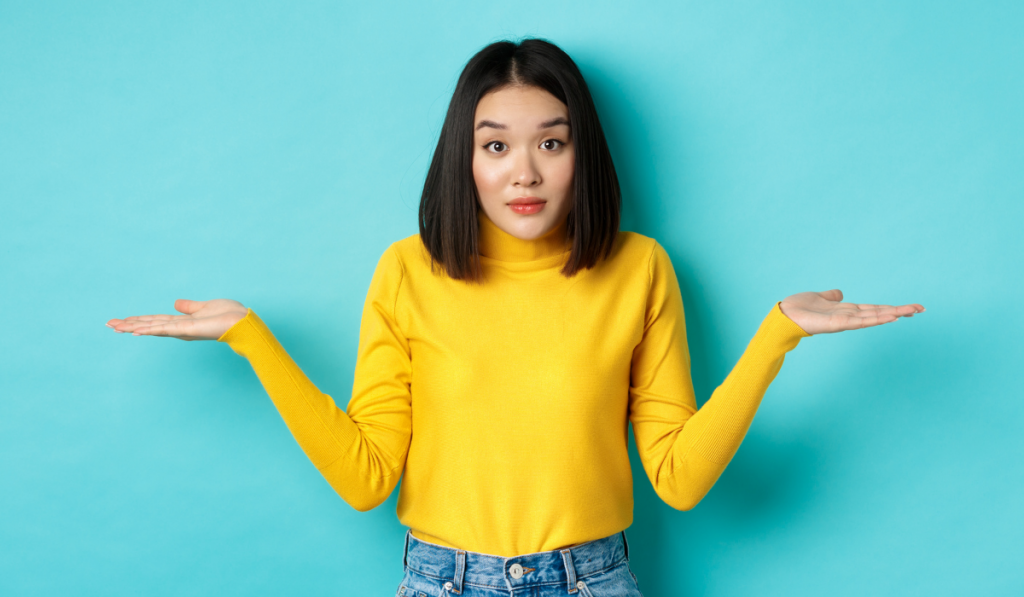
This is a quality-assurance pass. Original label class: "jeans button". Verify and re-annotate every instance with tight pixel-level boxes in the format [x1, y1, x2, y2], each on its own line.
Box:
[509, 563, 524, 579]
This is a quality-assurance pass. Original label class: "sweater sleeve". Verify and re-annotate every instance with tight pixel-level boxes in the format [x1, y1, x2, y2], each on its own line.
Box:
[628, 241, 811, 511]
[217, 244, 412, 512]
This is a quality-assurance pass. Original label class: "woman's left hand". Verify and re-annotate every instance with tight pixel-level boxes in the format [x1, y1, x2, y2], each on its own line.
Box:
[779, 289, 924, 336]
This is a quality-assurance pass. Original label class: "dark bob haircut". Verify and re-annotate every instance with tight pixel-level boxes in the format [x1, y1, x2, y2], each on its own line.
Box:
[418, 38, 621, 282]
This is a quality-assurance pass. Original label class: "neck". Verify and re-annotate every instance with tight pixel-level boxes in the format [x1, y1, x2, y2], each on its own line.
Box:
[477, 208, 570, 262]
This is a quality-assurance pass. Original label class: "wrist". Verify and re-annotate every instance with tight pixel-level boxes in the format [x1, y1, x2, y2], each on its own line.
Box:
[227, 308, 249, 326]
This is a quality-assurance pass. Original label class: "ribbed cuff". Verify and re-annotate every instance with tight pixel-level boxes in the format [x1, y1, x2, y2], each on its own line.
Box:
[217, 308, 256, 346]
[769, 301, 813, 340]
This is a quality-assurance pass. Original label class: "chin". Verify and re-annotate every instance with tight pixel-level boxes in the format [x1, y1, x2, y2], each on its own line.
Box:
[507, 218, 554, 240]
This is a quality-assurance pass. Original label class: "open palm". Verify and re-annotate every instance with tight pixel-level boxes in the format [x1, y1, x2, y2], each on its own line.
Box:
[106, 299, 248, 341]
[780, 289, 924, 336]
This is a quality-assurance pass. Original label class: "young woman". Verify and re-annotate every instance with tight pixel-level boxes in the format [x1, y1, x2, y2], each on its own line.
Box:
[107, 38, 924, 597]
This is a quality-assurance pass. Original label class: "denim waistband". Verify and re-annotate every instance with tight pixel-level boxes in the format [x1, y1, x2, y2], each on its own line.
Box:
[402, 530, 631, 594]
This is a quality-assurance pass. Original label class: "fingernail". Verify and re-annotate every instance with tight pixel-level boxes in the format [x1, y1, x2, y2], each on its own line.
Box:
[132, 332, 140, 336]
[105, 323, 113, 328]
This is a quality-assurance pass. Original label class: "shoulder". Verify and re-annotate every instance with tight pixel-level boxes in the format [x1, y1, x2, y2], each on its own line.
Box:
[391, 233, 424, 253]
[613, 230, 665, 268]
[379, 233, 439, 278]
[361, 235, 435, 308]
[363, 235, 425, 290]
[388, 233, 428, 265]
[615, 229, 657, 252]
[372, 234, 421, 264]
[606, 231, 680, 291]
[566, 230, 663, 291]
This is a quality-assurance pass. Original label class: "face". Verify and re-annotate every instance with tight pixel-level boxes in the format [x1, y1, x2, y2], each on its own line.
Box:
[472, 85, 574, 241]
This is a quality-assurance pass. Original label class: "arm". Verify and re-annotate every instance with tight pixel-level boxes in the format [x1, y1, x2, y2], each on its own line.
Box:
[218, 246, 411, 511]
[629, 242, 924, 511]
[628, 242, 810, 511]
[108, 245, 412, 512]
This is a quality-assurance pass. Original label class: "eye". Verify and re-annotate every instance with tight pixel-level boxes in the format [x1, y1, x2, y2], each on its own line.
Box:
[541, 139, 564, 151]
[484, 141, 507, 153]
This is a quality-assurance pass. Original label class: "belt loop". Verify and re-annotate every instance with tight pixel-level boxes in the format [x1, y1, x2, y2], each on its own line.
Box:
[621, 530, 630, 561]
[560, 549, 578, 594]
[403, 529, 410, 568]
[452, 550, 466, 594]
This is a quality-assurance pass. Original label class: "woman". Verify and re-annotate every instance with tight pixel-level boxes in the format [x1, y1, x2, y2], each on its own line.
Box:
[107, 38, 923, 596]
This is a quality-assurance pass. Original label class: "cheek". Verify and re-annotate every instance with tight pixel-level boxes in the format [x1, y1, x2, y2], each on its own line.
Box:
[551, 153, 575, 196]
[473, 154, 506, 198]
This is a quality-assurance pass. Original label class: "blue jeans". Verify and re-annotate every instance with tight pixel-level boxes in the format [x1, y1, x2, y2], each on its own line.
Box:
[397, 529, 645, 597]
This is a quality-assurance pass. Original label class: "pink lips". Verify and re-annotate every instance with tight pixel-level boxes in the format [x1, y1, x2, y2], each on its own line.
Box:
[509, 197, 546, 215]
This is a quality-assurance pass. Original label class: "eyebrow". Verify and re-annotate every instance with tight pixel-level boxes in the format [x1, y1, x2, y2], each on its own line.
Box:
[540, 116, 570, 129]
[474, 116, 571, 131]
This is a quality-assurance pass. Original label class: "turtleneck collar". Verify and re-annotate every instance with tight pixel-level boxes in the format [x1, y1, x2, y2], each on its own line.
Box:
[477, 208, 570, 263]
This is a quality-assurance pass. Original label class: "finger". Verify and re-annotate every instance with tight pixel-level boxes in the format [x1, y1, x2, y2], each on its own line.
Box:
[121, 314, 181, 323]
[130, 323, 167, 336]
[132, 320, 195, 339]
[121, 313, 178, 321]
[861, 305, 911, 318]
[112, 319, 145, 332]
[132, 324, 192, 339]
[889, 305, 924, 317]
[854, 305, 910, 318]
[854, 303, 924, 316]
[844, 312, 900, 330]
[114, 318, 187, 333]
[175, 299, 206, 315]
[111, 320, 139, 332]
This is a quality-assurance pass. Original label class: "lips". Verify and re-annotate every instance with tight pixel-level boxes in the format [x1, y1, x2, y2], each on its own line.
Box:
[508, 197, 546, 205]
[508, 198, 546, 215]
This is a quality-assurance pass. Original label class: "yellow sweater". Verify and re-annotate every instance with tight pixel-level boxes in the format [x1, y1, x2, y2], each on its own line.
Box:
[218, 209, 811, 557]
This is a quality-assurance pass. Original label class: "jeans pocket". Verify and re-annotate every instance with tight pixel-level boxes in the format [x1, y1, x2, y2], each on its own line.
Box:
[398, 569, 449, 597]
[576, 561, 644, 596]
[396, 583, 430, 597]
[629, 567, 645, 596]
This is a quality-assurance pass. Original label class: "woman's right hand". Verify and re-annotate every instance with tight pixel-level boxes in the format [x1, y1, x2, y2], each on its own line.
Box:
[106, 299, 249, 341]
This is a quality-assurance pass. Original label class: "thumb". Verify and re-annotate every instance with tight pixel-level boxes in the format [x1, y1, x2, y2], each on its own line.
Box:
[174, 299, 205, 314]
[821, 289, 843, 302]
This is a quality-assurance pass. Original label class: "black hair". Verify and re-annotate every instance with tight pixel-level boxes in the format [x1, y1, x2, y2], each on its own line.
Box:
[418, 38, 621, 281]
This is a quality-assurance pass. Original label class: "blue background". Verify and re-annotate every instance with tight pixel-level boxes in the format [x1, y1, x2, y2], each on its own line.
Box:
[2, 1, 1021, 595]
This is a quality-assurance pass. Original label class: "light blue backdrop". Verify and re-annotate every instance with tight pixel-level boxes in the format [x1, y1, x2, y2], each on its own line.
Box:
[2, 1, 1021, 595]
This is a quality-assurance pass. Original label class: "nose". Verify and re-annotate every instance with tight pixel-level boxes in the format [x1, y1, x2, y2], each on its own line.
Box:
[512, 150, 541, 188]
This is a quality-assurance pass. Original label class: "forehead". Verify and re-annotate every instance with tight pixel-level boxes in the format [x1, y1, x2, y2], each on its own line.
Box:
[474, 85, 568, 125]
